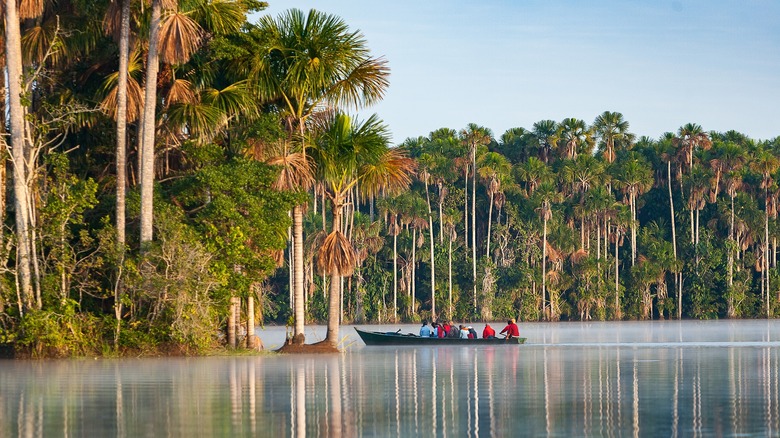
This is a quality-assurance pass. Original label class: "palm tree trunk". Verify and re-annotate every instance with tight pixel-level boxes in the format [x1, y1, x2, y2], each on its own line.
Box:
[424, 181, 436, 319]
[5, 0, 34, 310]
[326, 203, 343, 347]
[393, 227, 398, 322]
[631, 194, 637, 266]
[411, 227, 416, 317]
[766, 205, 770, 318]
[293, 205, 305, 342]
[464, 169, 469, 249]
[668, 161, 680, 319]
[471, 147, 477, 314]
[542, 218, 547, 320]
[486, 191, 494, 258]
[615, 231, 620, 319]
[114, 0, 131, 344]
[448, 229, 453, 318]
[728, 194, 734, 317]
[140, 0, 162, 246]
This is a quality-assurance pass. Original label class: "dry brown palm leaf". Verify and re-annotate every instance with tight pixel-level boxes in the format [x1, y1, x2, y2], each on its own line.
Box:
[546, 270, 562, 287]
[267, 151, 314, 191]
[19, 0, 44, 19]
[317, 231, 357, 276]
[545, 241, 562, 263]
[270, 249, 285, 268]
[158, 11, 204, 65]
[570, 248, 588, 264]
[165, 78, 197, 107]
[100, 75, 144, 122]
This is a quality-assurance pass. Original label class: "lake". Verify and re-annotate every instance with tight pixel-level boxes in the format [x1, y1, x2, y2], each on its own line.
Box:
[1, 320, 779, 436]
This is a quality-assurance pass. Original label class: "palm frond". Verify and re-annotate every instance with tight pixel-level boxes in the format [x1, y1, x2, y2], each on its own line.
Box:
[165, 78, 197, 107]
[19, 0, 44, 19]
[317, 231, 357, 276]
[158, 10, 204, 65]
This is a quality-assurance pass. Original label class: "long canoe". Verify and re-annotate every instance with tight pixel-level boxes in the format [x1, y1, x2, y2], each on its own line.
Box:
[355, 328, 526, 346]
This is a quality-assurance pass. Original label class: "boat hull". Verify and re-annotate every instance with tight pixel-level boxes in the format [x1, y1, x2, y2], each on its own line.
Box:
[355, 328, 526, 346]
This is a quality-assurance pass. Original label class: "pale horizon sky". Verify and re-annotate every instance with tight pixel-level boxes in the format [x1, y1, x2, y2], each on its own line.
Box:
[259, 1, 780, 145]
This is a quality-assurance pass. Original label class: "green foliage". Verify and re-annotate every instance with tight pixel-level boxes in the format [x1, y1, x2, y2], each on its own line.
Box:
[16, 306, 106, 358]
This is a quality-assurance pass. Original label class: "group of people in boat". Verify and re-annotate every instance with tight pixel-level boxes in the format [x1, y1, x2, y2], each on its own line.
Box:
[418, 319, 520, 339]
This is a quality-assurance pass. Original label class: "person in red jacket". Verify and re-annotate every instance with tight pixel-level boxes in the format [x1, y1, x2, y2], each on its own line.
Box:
[500, 318, 520, 339]
[482, 324, 496, 339]
[439, 321, 449, 338]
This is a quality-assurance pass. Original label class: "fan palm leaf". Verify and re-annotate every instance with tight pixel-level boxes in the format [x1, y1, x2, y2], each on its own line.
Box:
[158, 10, 204, 65]
[317, 230, 357, 276]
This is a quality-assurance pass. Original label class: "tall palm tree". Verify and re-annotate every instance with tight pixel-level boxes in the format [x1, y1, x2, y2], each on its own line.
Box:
[249, 9, 389, 343]
[674, 123, 712, 245]
[534, 183, 562, 319]
[313, 113, 412, 348]
[460, 123, 492, 314]
[751, 150, 778, 318]
[561, 154, 603, 249]
[593, 111, 631, 164]
[477, 152, 511, 258]
[417, 155, 438, 318]
[4, 2, 36, 314]
[140, 0, 209, 245]
[613, 154, 653, 266]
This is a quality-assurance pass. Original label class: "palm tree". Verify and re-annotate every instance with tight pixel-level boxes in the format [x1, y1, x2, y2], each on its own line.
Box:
[4, 0, 42, 311]
[313, 113, 412, 348]
[533, 182, 561, 319]
[477, 152, 511, 258]
[517, 156, 550, 197]
[248, 9, 389, 343]
[613, 154, 653, 266]
[593, 111, 631, 164]
[751, 150, 778, 317]
[460, 123, 492, 314]
[674, 123, 713, 245]
[532, 120, 558, 164]
[558, 118, 593, 160]
[561, 155, 603, 249]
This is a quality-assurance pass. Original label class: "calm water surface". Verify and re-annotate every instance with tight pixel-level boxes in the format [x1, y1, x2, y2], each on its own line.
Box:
[2, 320, 780, 437]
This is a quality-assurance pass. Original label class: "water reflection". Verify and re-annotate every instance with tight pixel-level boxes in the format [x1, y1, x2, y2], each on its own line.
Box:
[4, 322, 780, 436]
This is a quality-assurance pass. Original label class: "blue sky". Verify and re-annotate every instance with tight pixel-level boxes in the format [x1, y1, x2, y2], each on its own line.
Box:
[259, 1, 780, 145]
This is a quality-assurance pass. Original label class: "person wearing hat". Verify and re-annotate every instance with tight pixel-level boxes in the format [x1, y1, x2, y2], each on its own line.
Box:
[467, 326, 478, 339]
[500, 318, 520, 339]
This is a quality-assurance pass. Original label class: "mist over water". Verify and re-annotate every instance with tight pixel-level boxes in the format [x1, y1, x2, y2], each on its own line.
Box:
[2, 320, 779, 436]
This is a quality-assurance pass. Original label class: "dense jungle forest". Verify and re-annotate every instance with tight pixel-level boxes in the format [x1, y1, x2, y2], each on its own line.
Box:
[1, 0, 779, 356]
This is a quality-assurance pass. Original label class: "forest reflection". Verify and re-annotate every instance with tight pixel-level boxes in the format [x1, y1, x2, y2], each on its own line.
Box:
[2, 343, 780, 436]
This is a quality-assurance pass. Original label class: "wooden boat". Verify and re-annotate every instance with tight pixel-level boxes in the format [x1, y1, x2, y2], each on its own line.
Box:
[355, 328, 526, 346]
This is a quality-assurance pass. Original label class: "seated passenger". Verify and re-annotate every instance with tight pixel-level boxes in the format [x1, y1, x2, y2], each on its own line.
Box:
[448, 321, 461, 338]
[439, 322, 450, 338]
[459, 325, 470, 339]
[482, 324, 496, 339]
[467, 326, 478, 339]
[500, 318, 520, 339]
[420, 321, 431, 337]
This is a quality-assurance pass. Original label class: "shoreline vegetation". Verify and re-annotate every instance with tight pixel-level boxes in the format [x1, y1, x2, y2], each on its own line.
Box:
[1, 3, 779, 358]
